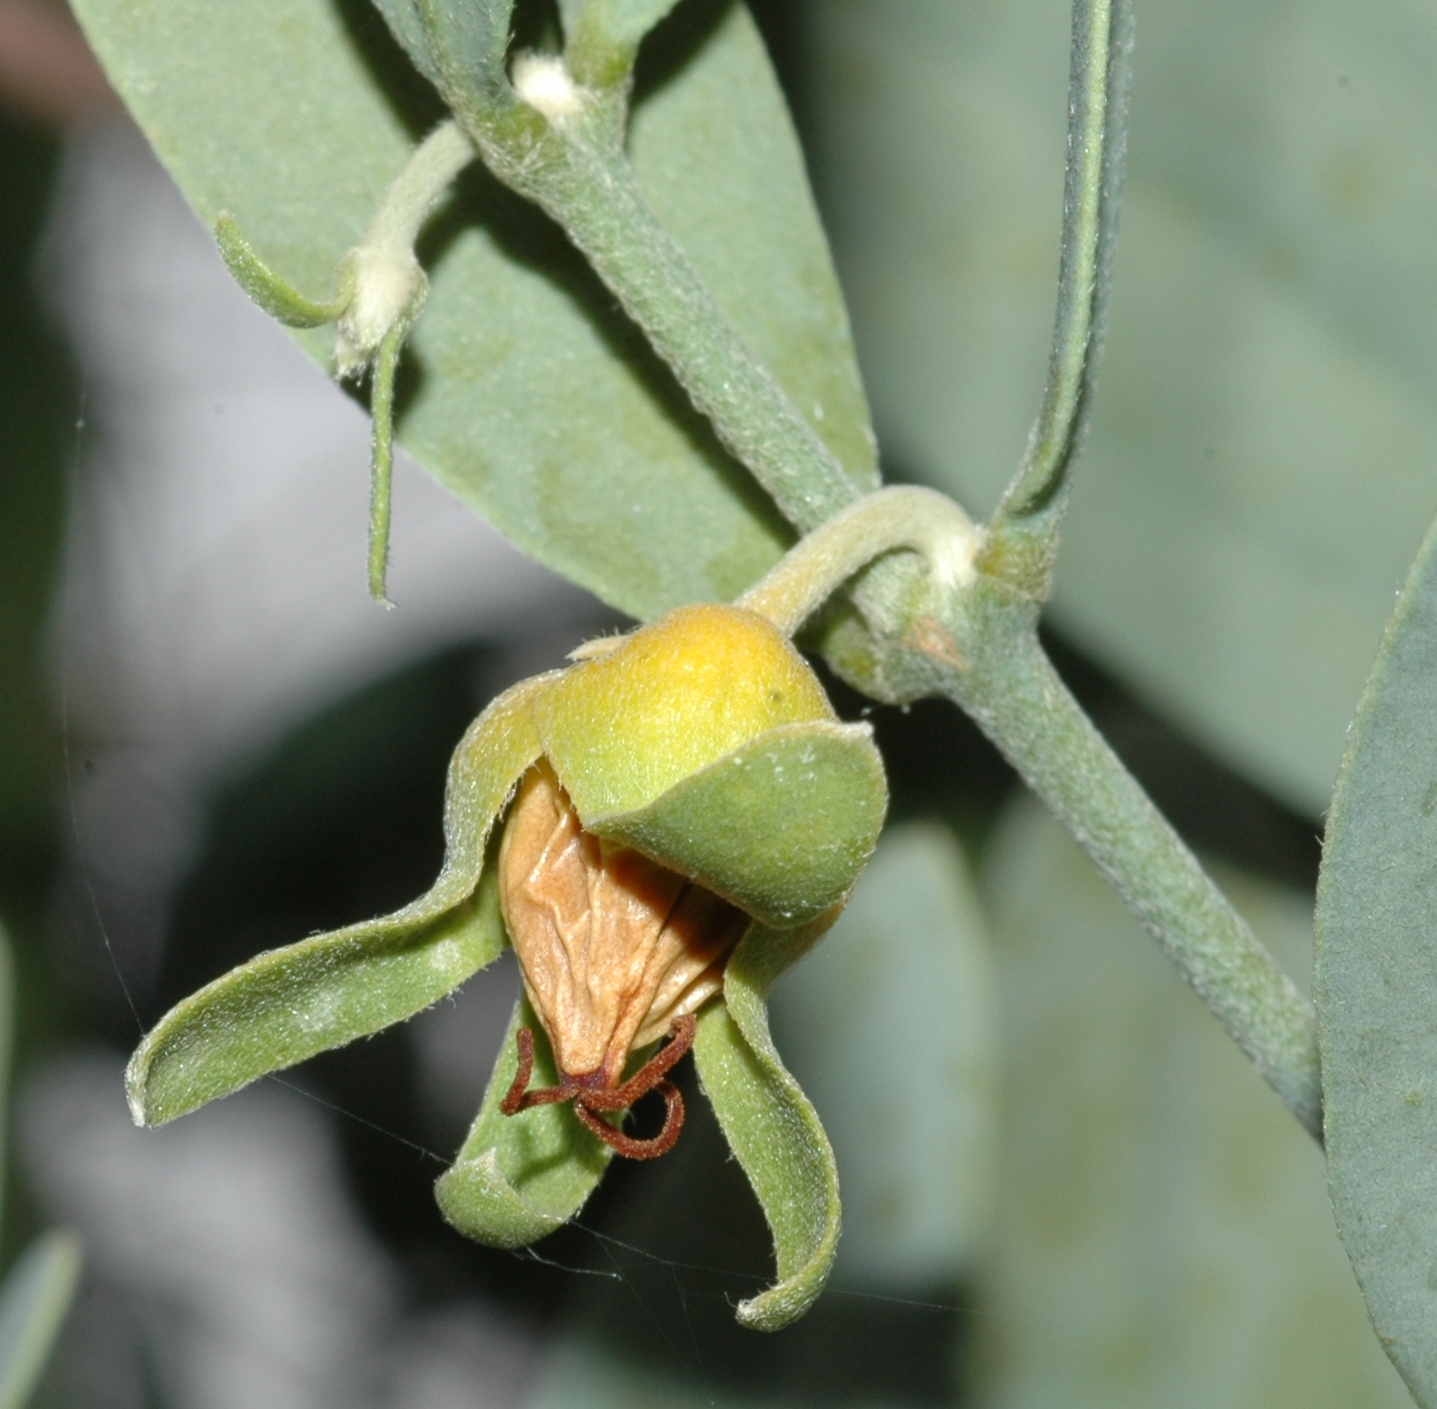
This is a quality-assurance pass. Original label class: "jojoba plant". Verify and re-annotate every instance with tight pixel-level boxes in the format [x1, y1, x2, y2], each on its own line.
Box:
[70, 0, 1437, 1400]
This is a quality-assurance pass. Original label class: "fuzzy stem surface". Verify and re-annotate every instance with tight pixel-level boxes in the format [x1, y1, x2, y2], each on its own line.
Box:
[986, 0, 1133, 594]
[738, 486, 981, 636]
[948, 606, 1322, 1139]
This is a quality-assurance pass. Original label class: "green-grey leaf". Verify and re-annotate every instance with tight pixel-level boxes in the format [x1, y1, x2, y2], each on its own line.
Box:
[694, 919, 841, 1330]
[596, 721, 887, 928]
[72, 0, 875, 618]
[979, 794, 1411, 1409]
[809, 0, 1437, 813]
[0, 1234, 81, 1409]
[770, 822, 997, 1286]
[523, 1332, 783, 1408]
[415, 0, 514, 102]
[436, 995, 612, 1248]
[214, 214, 354, 328]
[1316, 511, 1437, 1407]
[368, 0, 444, 89]
[126, 673, 549, 1126]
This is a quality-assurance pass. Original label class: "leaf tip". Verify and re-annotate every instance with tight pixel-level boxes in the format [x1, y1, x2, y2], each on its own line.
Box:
[122, 1048, 153, 1128]
[734, 1273, 830, 1333]
[213, 213, 351, 328]
[434, 1146, 569, 1250]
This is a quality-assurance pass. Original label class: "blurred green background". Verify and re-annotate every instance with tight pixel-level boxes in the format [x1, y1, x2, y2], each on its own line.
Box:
[0, 82, 71, 1266]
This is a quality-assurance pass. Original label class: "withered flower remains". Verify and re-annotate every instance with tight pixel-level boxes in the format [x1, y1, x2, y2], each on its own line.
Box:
[498, 759, 748, 1157]
[125, 603, 887, 1328]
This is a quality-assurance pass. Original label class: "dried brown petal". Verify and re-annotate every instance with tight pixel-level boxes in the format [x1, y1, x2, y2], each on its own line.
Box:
[498, 761, 747, 1086]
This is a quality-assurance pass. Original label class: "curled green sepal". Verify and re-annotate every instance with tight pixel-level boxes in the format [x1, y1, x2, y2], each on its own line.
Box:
[214, 214, 356, 327]
[695, 917, 841, 1331]
[435, 996, 613, 1247]
[125, 673, 554, 1127]
[595, 721, 887, 928]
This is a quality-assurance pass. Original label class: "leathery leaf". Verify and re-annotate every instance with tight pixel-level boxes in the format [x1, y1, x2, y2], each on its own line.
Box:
[694, 917, 842, 1331]
[366, 0, 445, 89]
[70, 0, 876, 619]
[436, 995, 613, 1248]
[125, 674, 552, 1127]
[1316, 510, 1437, 1406]
[809, 0, 1437, 814]
[409, 0, 514, 101]
[595, 721, 887, 928]
[0, 1232, 83, 1409]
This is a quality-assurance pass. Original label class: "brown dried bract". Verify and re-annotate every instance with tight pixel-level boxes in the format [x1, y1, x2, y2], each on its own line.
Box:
[496, 761, 748, 1156]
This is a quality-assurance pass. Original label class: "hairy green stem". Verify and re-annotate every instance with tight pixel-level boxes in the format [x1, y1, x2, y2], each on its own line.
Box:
[738, 486, 981, 636]
[744, 494, 1321, 1136]
[340, 120, 472, 601]
[335, 119, 474, 374]
[991, 0, 1133, 541]
[948, 600, 1322, 1139]
[367, 323, 405, 605]
[442, 74, 861, 533]
[556, 160, 856, 530]
[363, 118, 476, 258]
[212, 122, 474, 604]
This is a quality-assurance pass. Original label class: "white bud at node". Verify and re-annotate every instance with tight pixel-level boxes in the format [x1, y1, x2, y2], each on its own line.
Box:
[511, 52, 584, 123]
[334, 246, 423, 376]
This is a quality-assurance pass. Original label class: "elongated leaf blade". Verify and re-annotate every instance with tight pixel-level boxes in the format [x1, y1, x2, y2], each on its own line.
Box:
[414, 0, 514, 100]
[368, 0, 442, 87]
[127, 674, 548, 1125]
[71, 0, 875, 618]
[810, 0, 1437, 813]
[695, 918, 841, 1330]
[0, 1233, 82, 1409]
[1316, 511, 1437, 1406]
[436, 996, 612, 1247]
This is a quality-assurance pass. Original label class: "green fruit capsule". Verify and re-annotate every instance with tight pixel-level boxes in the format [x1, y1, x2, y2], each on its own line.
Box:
[538, 603, 887, 925]
[125, 602, 887, 1330]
